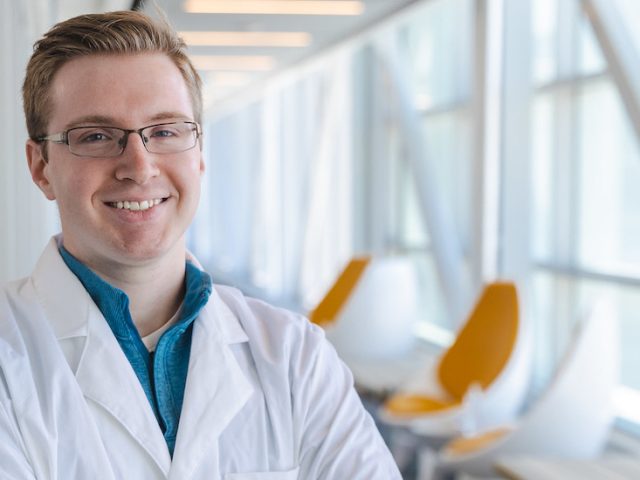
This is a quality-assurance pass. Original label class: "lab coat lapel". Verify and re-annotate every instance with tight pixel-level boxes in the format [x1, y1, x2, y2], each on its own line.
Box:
[75, 307, 172, 474]
[170, 289, 253, 479]
[33, 238, 171, 475]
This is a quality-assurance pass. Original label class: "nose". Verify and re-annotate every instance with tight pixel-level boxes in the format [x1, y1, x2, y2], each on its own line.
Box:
[114, 131, 159, 184]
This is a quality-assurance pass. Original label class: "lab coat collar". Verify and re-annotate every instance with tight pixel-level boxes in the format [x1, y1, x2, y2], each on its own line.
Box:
[32, 236, 90, 340]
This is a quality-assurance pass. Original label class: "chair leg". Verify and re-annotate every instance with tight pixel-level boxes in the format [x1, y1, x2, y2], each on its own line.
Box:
[417, 446, 456, 480]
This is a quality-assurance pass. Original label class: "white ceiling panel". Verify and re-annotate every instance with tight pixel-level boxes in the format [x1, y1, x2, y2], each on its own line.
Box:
[145, 0, 421, 105]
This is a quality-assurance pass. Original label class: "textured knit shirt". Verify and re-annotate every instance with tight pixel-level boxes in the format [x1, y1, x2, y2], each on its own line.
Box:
[59, 247, 212, 456]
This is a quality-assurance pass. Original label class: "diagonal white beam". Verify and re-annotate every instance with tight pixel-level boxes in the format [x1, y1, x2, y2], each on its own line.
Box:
[582, 0, 640, 144]
[375, 48, 473, 326]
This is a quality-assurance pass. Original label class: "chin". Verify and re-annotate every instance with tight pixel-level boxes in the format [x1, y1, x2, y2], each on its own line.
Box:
[106, 236, 168, 262]
[120, 244, 169, 262]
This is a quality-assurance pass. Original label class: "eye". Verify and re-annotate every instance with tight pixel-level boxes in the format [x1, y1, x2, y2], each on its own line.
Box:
[73, 128, 115, 144]
[149, 126, 181, 139]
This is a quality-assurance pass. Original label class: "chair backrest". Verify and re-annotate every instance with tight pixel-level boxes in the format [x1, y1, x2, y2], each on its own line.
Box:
[439, 296, 619, 477]
[438, 282, 519, 401]
[504, 296, 618, 456]
[311, 256, 420, 359]
[309, 256, 370, 327]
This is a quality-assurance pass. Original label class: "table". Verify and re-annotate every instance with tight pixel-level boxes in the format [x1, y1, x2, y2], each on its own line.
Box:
[494, 455, 640, 480]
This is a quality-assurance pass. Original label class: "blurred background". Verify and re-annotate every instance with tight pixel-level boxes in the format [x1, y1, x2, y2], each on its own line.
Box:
[3, 0, 640, 477]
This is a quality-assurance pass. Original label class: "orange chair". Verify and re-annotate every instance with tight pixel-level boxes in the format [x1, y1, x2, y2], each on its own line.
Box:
[380, 282, 530, 439]
[309, 256, 371, 327]
[437, 296, 618, 478]
[309, 255, 419, 360]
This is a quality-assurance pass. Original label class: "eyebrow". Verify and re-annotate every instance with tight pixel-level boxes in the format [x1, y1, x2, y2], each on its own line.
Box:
[65, 115, 116, 129]
[64, 112, 193, 130]
[149, 112, 193, 123]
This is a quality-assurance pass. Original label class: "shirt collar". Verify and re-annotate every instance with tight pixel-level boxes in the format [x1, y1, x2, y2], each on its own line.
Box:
[57, 246, 213, 340]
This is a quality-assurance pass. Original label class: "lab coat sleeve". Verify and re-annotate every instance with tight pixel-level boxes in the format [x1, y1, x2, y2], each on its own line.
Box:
[291, 321, 402, 479]
[0, 378, 37, 479]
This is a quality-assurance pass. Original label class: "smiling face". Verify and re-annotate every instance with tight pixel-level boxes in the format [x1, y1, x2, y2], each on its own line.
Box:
[27, 53, 204, 270]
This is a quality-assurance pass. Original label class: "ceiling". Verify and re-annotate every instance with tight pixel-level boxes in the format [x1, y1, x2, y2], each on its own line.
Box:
[143, 0, 420, 106]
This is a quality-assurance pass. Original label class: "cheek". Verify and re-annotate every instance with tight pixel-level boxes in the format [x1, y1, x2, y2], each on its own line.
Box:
[184, 172, 202, 202]
[175, 158, 204, 193]
[51, 164, 100, 208]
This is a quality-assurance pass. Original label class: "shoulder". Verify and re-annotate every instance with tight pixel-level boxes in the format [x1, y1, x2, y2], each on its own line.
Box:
[0, 274, 65, 393]
[0, 277, 50, 412]
[212, 284, 331, 367]
[213, 284, 320, 333]
[0, 277, 40, 354]
[1, 276, 35, 308]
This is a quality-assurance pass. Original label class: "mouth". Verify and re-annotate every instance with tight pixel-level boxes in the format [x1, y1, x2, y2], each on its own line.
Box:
[106, 197, 168, 212]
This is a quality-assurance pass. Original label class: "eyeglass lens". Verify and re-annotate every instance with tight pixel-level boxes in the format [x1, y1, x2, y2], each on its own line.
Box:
[66, 122, 198, 157]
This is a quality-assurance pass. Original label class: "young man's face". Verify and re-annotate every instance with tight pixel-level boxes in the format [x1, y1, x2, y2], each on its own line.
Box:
[27, 53, 204, 269]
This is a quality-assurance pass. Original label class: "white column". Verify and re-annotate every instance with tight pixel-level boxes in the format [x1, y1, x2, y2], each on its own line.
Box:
[0, 0, 58, 282]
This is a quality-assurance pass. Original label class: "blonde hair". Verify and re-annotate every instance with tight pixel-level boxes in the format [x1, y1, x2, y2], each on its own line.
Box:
[23, 10, 202, 140]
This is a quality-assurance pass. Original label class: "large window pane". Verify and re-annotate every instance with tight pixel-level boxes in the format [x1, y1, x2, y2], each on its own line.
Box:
[422, 110, 472, 249]
[576, 80, 640, 275]
[531, 92, 555, 261]
[532, 269, 640, 392]
[530, 0, 640, 410]
[532, 0, 558, 85]
[532, 0, 605, 86]
[614, 0, 640, 52]
[399, 0, 472, 110]
[393, 0, 474, 328]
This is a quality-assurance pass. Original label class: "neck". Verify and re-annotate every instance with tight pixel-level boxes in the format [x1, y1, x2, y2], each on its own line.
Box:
[69, 245, 187, 337]
[104, 262, 186, 337]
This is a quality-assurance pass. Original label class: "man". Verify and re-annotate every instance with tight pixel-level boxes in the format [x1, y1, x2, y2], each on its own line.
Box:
[0, 9, 402, 479]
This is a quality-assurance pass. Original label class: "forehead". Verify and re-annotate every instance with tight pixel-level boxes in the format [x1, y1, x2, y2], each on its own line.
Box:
[48, 53, 194, 129]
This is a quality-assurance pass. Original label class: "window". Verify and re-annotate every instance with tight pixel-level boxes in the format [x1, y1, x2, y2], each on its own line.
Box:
[192, 0, 640, 429]
[526, 0, 640, 426]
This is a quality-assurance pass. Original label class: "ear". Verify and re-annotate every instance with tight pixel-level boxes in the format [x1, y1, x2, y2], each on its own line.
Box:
[26, 140, 56, 200]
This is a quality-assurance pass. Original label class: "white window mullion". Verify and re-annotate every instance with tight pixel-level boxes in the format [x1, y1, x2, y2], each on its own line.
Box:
[549, 0, 584, 370]
[498, 0, 533, 283]
[470, 0, 504, 286]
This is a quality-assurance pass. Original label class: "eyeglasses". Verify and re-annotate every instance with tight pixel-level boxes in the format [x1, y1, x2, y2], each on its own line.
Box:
[36, 121, 201, 158]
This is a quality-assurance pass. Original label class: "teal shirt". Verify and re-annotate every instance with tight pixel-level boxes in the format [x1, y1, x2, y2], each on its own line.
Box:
[59, 247, 212, 456]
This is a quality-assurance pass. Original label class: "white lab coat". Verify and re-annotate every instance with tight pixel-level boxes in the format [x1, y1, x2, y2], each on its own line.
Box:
[0, 237, 401, 479]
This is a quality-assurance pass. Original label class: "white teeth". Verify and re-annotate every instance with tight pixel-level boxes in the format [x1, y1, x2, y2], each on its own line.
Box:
[112, 198, 164, 211]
